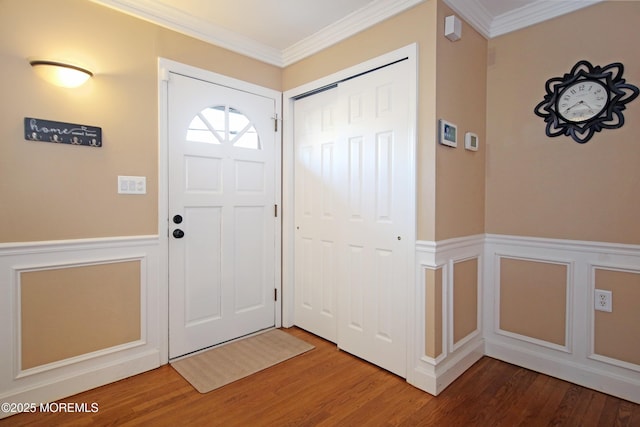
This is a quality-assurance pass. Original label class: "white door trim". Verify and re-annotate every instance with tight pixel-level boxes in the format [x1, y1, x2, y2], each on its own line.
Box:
[158, 58, 282, 364]
[282, 44, 418, 367]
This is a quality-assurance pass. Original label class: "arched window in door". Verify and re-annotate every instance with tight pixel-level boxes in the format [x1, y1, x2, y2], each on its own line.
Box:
[186, 105, 260, 149]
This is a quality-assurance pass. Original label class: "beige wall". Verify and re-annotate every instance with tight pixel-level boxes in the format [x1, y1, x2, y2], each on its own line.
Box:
[21, 261, 141, 369]
[435, 3, 487, 241]
[0, 0, 281, 244]
[485, 1, 640, 245]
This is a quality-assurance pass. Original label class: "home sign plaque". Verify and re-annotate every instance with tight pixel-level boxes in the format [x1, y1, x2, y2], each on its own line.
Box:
[24, 117, 102, 147]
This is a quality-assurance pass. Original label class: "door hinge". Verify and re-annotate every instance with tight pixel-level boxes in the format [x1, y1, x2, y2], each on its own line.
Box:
[160, 68, 170, 82]
[274, 288, 278, 301]
[273, 114, 278, 132]
[274, 204, 278, 217]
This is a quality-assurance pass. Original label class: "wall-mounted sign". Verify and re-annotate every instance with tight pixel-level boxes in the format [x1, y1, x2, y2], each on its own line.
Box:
[24, 117, 102, 147]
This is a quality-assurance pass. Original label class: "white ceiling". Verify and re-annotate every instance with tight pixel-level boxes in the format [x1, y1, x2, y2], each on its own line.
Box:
[91, 0, 603, 67]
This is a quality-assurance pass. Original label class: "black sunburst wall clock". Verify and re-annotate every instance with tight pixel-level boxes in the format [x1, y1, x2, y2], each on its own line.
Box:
[534, 60, 639, 144]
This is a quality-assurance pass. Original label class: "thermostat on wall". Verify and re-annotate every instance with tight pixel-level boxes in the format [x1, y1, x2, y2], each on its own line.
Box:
[465, 132, 478, 151]
[439, 119, 458, 147]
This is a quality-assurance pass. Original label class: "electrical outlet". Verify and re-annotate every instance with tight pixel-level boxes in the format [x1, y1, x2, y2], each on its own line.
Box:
[594, 289, 612, 312]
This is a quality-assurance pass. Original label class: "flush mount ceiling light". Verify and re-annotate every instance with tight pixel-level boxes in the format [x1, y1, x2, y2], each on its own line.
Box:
[30, 60, 93, 88]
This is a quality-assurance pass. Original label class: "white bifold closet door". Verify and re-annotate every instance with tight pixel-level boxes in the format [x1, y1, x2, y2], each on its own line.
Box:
[293, 60, 411, 377]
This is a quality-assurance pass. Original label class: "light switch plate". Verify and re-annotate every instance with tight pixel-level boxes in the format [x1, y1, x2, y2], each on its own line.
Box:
[118, 176, 146, 194]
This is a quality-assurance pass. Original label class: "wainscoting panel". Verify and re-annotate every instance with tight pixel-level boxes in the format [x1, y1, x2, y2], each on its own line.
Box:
[3, 233, 637, 411]
[590, 265, 640, 370]
[19, 260, 143, 373]
[0, 236, 162, 419]
[409, 236, 484, 396]
[484, 234, 640, 404]
[423, 267, 443, 359]
[451, 257, 481, 352]
[496, 255, 572, 352]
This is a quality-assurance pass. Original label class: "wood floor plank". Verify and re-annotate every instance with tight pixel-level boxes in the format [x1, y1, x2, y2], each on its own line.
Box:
[564, 388, 603, 427]
[575, 392, 607, 427]
[1, 327, 638, 427]
[410, 357, 516, 425]
[499, 372, 555, 426]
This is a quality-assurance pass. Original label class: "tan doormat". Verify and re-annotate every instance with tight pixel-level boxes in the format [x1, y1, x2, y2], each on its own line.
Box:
[171, 328, 314, 393]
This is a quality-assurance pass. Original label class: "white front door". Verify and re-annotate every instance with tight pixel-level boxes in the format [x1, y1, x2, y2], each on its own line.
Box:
[168, 72, 278, 359]
[293, 60, 411, 377]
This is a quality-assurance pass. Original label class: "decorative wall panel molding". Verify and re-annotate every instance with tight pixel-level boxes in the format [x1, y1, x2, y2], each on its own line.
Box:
[410, 235, 484, 395]
[588, 264, 640, 371]
[494, 254, 573, 353]
[450, 256, 482, 353]
[484, 234, 640, 404]
[413, 233, 640, 403]
[16, 257, 147, 377]
[0, 236, 162, 419]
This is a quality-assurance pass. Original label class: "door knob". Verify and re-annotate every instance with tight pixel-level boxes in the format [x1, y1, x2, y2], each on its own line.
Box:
[173, 229, 185, 239]
[173, 215, 183, 224]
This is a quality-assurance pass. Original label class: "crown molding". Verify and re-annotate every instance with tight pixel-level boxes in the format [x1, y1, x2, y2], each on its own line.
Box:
[282, 0, 425, 66]
[489, 0, 604, 38]
[90, 0, 283, 66]
[91, 0, 604, 67]
[444, 0, 604, 40]
[91, 0, 425, 68]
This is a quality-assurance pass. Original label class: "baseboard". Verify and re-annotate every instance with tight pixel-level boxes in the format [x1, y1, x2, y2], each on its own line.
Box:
[486, 339, 640, 404]
[408, 339, 485, 396]
[0, 350, 160, 419]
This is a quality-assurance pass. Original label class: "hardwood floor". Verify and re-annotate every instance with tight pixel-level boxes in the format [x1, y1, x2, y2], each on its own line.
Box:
[2, 327, 638, 426]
